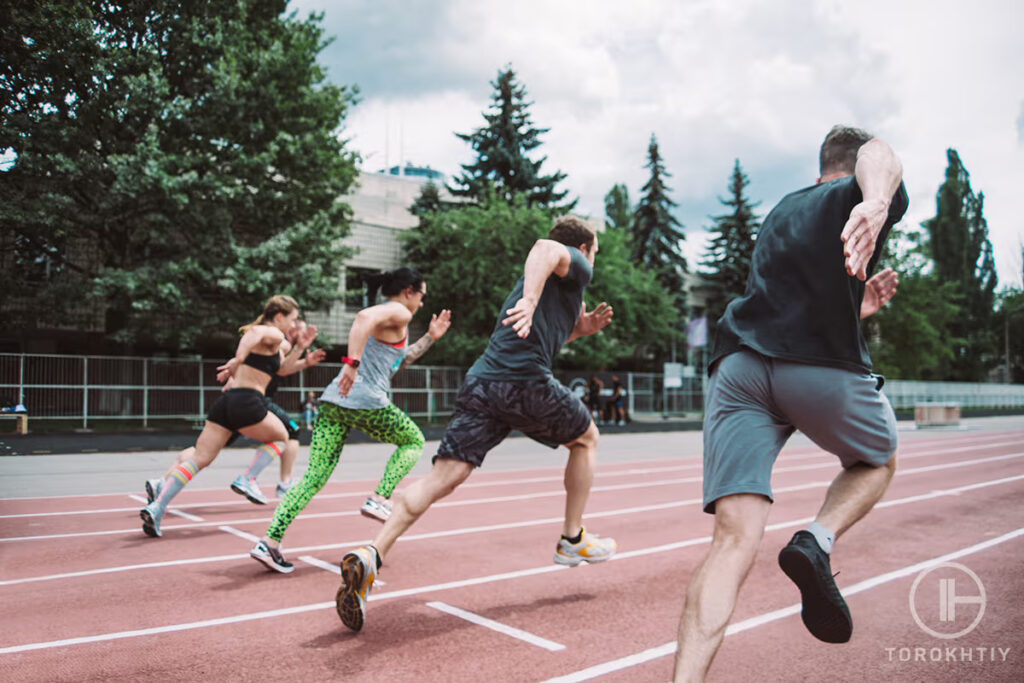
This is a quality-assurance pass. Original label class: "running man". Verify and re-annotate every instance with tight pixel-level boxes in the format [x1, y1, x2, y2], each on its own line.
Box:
[249, 267, 451, 573]
[673, 126, 908, 681]
[335, 215, 617, 632]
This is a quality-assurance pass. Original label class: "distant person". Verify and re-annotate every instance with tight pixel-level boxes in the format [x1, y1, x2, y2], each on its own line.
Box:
[303, 391, 319, 430]
[586, 375, 604, 423]
[673, 126, 907, 681]
[335, 215, 617, 632]
[608, 375, 629, 426]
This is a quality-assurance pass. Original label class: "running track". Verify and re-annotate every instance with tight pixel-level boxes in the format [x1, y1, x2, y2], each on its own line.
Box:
[2, 421, 1022, 681]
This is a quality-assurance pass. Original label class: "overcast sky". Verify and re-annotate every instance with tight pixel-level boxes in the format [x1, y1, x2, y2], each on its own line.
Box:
[292, 0, 1024, 289]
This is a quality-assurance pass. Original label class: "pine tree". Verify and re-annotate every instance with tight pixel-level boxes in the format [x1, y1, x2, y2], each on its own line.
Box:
[701, 159, 760, 322]
[604, 183, 631, 231]
[922, 149, 998, 380]
[631, 134, 688, 291]
[410, 181, 443, 217]
[449, 66, 574, 209]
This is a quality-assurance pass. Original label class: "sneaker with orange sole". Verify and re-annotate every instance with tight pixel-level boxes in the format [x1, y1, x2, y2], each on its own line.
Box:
[553, 527, 617, 566]
[337, 546, 378, 631]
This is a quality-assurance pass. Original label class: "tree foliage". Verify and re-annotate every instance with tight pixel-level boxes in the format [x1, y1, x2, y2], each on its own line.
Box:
[604, 183, 631, 231]
[403, 195, 677, 369]
[0, 0, 358, 350]
[448, 67, 574, 210]
[700, 159, 760, 324]
[920, 149, 998, 380]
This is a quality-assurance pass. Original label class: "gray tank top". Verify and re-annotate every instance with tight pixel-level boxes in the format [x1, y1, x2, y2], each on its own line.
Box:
[320, 335, 407, 410]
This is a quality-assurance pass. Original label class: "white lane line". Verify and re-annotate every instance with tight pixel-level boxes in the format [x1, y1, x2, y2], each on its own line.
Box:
[297, 556, 339, 575]
[9, 471, 1023, 589]
[219, 526, 259, 543]
[426, 601, 566, 651]
[4, 448, 1022, 544]
[543, 526, 1024, 682]
[3, 517, 1021, 657]
[2, 429, 1015, 509]
[127, 495, 203, 522]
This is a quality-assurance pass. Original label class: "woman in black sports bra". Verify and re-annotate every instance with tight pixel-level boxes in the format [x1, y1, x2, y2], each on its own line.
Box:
[139, 295, 300, 538]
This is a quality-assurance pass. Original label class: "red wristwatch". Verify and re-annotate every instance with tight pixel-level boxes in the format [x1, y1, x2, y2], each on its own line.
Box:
[341, 356, 361, 368]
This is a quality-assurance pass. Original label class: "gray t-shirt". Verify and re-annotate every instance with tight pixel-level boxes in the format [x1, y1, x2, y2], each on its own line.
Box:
[469, 246, 592, 381]
[320, 335, 407, 409]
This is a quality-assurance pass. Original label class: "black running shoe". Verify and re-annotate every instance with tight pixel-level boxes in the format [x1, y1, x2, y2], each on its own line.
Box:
[778, 530, 852, 643]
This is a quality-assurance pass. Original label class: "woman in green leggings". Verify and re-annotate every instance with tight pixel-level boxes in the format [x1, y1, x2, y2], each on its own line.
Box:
[250, 267, 451, 573]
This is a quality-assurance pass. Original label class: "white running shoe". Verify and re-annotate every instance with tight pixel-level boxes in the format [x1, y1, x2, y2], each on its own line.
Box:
[250, 540, 295, 574]
[553, 527, 618, 566]
[230, 476, 267, 505]
[276, 479, 295, 498]
[359, 496, 392, 523]
[140, 503, 163, 538]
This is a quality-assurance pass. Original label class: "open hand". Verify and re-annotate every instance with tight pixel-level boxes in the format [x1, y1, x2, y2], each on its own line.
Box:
[841, 198, 891, 280]
[305, 348, 327, 367]
[576, 302, 614, 337]
[860, 267, 899, 319]
[502, 297, 539, 339]
[215, 358, 239, 384]
[428, 309, 452, 341]
[337, 363, 358, 396]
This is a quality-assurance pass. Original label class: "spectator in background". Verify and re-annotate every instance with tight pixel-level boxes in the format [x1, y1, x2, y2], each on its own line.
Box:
[303, 391, 318, 430]
[608, 375, 629, 426]
[586, 375, 604, 424]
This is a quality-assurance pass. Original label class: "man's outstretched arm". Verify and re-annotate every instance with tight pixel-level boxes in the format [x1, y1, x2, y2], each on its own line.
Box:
[502, 239, 572, 338]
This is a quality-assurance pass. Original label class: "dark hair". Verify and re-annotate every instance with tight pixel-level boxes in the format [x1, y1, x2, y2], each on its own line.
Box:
[549, 215, 596, 250]
[366, 267, 424, 302]
[819, 125, 873, 176]
[239, 294, 299, 335]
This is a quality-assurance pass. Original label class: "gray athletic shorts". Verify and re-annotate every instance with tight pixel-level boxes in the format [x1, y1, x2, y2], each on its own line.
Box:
[702, 349, 897, 513]
[435, 375, 593, 467]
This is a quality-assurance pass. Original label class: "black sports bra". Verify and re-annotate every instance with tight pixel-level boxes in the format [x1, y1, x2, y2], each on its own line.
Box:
[243, 351, 281, 376]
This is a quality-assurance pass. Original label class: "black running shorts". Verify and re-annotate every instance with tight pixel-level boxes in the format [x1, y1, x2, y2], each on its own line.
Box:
[223, 397, 299, 447]
[207, 388, 269, 432]
[435, 375, 593, 467]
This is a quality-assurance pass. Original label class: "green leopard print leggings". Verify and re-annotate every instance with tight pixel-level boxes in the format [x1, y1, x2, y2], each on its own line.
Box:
[266, 402, 425, 542]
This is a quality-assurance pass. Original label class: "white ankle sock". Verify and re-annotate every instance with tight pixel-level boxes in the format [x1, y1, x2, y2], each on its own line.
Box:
[807, 522, 835, 554]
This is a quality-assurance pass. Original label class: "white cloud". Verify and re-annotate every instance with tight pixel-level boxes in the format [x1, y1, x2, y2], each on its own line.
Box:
[294, 0, 1024, 287]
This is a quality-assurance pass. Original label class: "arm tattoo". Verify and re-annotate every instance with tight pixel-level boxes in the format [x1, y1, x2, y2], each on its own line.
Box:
[403, 334, 435, 366]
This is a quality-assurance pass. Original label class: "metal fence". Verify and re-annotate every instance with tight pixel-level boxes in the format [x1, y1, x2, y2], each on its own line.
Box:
[1, 353, 1022, 430]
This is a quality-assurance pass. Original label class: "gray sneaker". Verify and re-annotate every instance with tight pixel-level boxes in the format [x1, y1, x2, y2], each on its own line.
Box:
[276, 479, 295, 498]
[230, 475, 267, 505]
[140, 503, 163, 538]
[360, 496, 392, 523]
[250, 540, 295, 574]
[145, 478, 163, 504]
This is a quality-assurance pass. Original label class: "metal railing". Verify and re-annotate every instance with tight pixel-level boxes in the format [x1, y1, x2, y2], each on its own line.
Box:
[1, 353, 1022, 430]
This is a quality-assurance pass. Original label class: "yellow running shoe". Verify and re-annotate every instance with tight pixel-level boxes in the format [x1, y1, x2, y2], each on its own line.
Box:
[337, 546, 378, 631]
[553, 527, 618, 566]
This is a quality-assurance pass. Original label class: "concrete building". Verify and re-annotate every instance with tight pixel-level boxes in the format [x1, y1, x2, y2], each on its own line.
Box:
[305, 167, 450, 345]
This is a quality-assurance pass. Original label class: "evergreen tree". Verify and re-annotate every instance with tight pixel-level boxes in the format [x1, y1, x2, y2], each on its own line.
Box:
[700, 159, 760, 323]
[631, 134, 687, 313]
[410, 181, 443, 217]
[449, 66, 574, 209]
[0, 0, 358, 350]
[604, 183, 631, 231]
[921, 149, 998, 380]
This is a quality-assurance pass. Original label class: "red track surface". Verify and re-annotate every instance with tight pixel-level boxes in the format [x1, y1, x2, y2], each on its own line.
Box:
[2, 426, 1023, 682]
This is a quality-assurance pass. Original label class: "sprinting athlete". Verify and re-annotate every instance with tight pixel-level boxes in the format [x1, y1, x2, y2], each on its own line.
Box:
[335, 215, 617, 632]
[139, 295, 299, 537]
[227, 320, 326, 504]
[673, 126, 907, 681]
[249, 268, 451, 573]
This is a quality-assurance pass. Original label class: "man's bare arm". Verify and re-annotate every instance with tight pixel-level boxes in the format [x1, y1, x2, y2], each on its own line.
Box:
[841, 139, 904, 280]
[502, 240, 572, 339]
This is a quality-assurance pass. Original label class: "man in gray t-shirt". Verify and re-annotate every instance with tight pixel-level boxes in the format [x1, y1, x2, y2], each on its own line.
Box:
[334, 215, 620, 634]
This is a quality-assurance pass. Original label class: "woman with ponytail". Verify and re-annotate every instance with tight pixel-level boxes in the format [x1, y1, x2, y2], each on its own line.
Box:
[139, 295, 300, 538]
[250, 268, 451, 573]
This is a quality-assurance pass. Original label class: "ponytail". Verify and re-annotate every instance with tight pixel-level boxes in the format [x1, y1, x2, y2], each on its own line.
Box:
[365, 267, 424, 303]
[239, 294, 299, 335]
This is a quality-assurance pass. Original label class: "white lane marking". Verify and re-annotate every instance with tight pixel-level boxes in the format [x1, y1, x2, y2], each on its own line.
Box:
[297, 556, 339, 575]
[2, 519, 1020, 657]
[544, 527, 1024, 682]
[219, 526, 259, 542]
[2, 428, 1015, 508]
[426, 601, 566, 651]
[127, 495, 204, 522]
[10, 470, 1023, 589]
[4, 448, 1022, 544]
